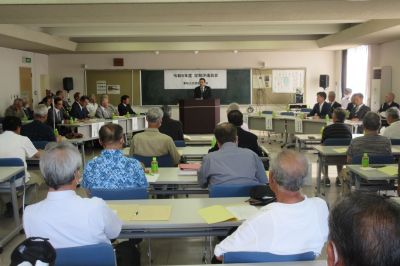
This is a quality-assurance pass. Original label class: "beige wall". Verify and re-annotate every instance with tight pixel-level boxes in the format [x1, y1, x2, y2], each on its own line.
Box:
[0, 47, 48, 116]
[379, 40, 400, 97]
[48, 51, 336, 120]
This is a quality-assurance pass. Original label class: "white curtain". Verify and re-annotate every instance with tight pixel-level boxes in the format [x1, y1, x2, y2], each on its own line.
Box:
[346, 45, 369, 98]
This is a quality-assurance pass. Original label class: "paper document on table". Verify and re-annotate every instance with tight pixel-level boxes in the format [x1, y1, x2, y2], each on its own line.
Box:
[225, 206, 259, 221]
[183, 134, 191, 140]
[392, 148, 400, 153]
[377, 166, 398, 176]
[333, 148, 348, 153]
[131, 205, 173, 221]
[198, 205, 237, 224]
[178, 150, 183, 155]
[107, 204, 140, 221]
[201, 136, 214, 139]
[145, 174, 159, 182]
[178, 170, 197, 176]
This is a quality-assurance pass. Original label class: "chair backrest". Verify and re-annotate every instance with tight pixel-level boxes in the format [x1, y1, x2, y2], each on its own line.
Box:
[324, 138, 352, 146]
[262, 111, 273, 114]
[223, 251, 315, 264]
[390, 139, 400, 145]
[352, 154, 394, 164]
[0, 158, 25, 182]
[0, 117, 4, 124]
[210, 183, 264, 198]
[300, 108, 313, 112]
[55, 243, 116, 266]
[90, 187, 148, 200]
[133, 154, 173, 167]
[174, 140, 186, 147]
[280, 112, 294, 116]
[32, 141, 50, 150]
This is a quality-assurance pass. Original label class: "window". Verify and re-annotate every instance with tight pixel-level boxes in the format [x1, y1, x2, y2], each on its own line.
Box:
[346, 45, 369, 98]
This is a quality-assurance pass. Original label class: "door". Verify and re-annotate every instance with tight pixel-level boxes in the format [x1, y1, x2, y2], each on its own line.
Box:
[19, 67, 33, 103]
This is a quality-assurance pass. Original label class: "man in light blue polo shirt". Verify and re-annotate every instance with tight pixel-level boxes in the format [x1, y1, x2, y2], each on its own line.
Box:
[197, 123, 268, 189]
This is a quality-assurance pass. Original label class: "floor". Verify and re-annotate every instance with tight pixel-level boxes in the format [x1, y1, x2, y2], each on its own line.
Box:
[0, 132, 351, 265]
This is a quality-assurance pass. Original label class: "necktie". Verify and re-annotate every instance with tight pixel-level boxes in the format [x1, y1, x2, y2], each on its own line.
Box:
[355, 106, 359, 114]
[57, 111, 61, 121]
[104, 108, 109, 118]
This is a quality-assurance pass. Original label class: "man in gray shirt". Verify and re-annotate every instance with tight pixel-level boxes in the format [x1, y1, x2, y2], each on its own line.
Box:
[339, 112, 392, 194]
[197, 123, 268, 189]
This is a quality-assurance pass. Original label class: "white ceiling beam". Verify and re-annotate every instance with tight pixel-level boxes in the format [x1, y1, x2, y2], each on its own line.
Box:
[0, 24, 77, 51]
[0, 0, 361, 4]
[317, 19, 400, 49]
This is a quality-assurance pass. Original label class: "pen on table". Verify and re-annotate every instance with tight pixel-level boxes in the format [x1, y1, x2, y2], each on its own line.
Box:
[135, 209, 142, 216]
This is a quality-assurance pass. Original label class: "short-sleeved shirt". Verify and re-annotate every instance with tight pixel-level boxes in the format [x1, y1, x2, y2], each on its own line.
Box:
[82, 149, 149, 190]
[321, 122, 352, 144]
[0, 131, 38, 184]
[347, 134, 392, 158]
[383, 120, 400, 139]
[21, 120, 56, 142]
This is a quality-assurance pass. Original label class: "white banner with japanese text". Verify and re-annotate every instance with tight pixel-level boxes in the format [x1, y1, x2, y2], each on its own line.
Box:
[164, 70, 227, 89]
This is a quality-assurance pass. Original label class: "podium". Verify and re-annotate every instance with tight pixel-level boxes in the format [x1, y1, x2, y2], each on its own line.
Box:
[179, 99, 220, 134]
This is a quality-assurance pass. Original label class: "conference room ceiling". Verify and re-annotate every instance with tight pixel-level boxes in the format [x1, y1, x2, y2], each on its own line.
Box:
[0, 0, 399, 54]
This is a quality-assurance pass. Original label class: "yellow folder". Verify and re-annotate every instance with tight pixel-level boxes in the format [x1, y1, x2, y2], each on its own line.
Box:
[131, 205, 173, 221]
[377, 166, 398, 176]
[107, 204, 140, 221]
[197, 205, 238, 224]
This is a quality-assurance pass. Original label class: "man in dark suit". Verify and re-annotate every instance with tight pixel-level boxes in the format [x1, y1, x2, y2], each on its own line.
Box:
[209, 110, 262, 156]
[47, 97, 72, 135]
[70, 95, 90, 120]
[56, 90, 70, 113]
[307, 91, 332, 119]
[194, 78, 211, 99]
[159, 105, 184, 141]
[118, 95, 136, 116]
[21, 97, 34, 120]
[346, 94, 356, 112]
[71, 92, 82, 113]
[378, 93, 399, 113]
[328, 91, 342, 111]
[348, 93, 371, 133]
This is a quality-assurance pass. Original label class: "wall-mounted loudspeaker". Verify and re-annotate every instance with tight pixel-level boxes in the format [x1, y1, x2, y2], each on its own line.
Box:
[63, 77, 73, 92]
[319, 75, 329, 89]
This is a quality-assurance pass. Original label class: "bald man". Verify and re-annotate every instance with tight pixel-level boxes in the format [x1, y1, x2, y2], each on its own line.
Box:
[378, 93, 399, 113]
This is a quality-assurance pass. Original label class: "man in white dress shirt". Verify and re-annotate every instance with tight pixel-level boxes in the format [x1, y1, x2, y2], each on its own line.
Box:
[218, 102, 249, 131]
[340, 88, 352, 110]
[213, 150, 329, 262]
[383, 107, 400, 139]
[86, 94, 98, 115]
[23, 142, 140, 266]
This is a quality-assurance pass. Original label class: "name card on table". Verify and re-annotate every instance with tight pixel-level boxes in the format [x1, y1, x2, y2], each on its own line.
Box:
[145, 119, 149, 128]
[112, 120, 119, 125]
[91, 123, 99, 138]
[131, 117, 138, 130]
[265, 116, 273, 130]
[295, 118, 303, 133]
[243, 114, 249, 125]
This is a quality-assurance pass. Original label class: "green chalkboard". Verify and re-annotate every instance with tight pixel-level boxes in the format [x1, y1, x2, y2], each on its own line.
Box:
[141, 69, 251, 105]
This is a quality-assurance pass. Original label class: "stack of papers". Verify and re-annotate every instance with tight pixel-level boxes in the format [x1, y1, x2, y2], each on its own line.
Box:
[108, 204, 173, 221]
[178, 164, 201, 176]
[197, 204, 258, 224]
[183, 134, 191, 140]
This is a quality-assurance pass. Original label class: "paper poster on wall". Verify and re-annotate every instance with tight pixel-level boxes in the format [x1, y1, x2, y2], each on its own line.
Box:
[107, 85, 120, 94]
[21, 92, 29, 98]
[272, 70, 305, 93]
[263, 75, 271, 88]
[164, 70, 227, 89]
[97, 80, 106, 94]
[252, 75, 271, 89]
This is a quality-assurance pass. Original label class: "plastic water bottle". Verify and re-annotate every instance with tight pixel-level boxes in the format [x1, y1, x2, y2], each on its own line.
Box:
[54, 129, 59, 136]
[287, 106, 289, 112]
[347, 110, 350, 118]
[151, 157, 159, 173]
[362, 153, 369, 168]
[300, 112, 304, 119]
[112, 113, 115, 119]
[258, 110, 261, 116]
[272, 111, 276, 117]
[23, 115, 27, 122]
[321, 126, 324, 137]
[211, 137, 216, 147]
[126, 112, 130, 118]
[325, 114, 329, 121]
[70, 117, 73, 124]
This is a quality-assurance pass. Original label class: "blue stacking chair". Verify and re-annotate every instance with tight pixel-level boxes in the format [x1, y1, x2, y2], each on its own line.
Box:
[32, 141, 49, 150]
[133, 154, 173, 167]
[90, 187, 148, 200]
[210, 183, 264, 198]
[347, 154, 396, 192]
[390, 139, 400, 145]
[262, 111, 273, 114]
[300, 108, 313, 112]
[55, 243, 116, 266]
[280, 112, 294, 116]
[174, 140, 186, 147]
[223, 251, 315, 264]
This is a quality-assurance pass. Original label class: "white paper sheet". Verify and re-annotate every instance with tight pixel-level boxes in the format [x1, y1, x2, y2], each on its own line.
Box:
[112, 120, 119, 125]
[91, 123, 99, 138]
[178, 170, 197, 176]
[145, 174, 160, 182]
[225, 205, 259, 221]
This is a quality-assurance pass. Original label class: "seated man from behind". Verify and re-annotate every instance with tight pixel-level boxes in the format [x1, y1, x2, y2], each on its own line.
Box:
[24, 142, 140, 265]
[21, 104, 62, 142]
[327, 190, 400, 266]
[0, 116, 43, 217]
[339, 112, 391, 195]
[307, 91, 332, 119]
[4, 98, 25, 118]
[209, 110, 262, 156]
[197, 123, 268, 189]
[321, 107, 352, 187]
[383, 107, 400, 139]
[129, 107, 181, 166]
[213, 150, 329, 262]
[158, 105, 184, 141]
[218, 102, 249, 131]
[82, 123, 149, 197]
[118, 95, 136, 116]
